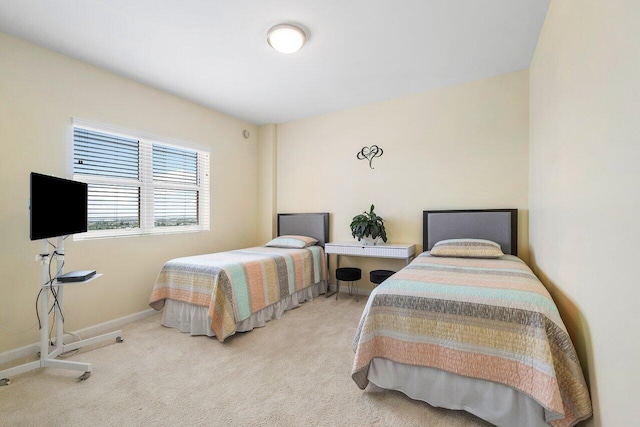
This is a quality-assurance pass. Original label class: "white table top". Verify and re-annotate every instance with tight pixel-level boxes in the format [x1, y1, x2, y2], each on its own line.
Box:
[325, 241, 416, 260]
[325, 241, 415, 249]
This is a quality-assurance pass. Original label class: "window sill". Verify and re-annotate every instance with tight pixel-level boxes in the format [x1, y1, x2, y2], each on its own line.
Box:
[73, 226, 209, 241]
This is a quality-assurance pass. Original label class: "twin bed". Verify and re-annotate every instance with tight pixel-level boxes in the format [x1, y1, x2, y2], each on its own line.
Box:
[149, 213, 329, 342]
[149, 209, 592, 426]
[352, 209, 592, 427]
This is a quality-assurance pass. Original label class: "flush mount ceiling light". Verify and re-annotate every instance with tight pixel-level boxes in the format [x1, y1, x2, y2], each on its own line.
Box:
[267, 24, 307, 54]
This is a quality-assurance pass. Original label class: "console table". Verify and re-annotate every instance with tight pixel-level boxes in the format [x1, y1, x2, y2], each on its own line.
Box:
[324, 241, 416, 296]
[325, 241, 416, 264]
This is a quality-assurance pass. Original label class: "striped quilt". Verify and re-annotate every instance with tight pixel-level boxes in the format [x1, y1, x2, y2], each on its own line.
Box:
[352, 253, 592, 427]
[149, 245, 326, 342]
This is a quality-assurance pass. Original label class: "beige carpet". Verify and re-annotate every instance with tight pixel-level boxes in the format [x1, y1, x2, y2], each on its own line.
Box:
[0, 295, 490, 426]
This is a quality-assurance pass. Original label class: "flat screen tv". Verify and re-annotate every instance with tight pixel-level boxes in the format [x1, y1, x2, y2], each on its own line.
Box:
[30, 172, 88, 241]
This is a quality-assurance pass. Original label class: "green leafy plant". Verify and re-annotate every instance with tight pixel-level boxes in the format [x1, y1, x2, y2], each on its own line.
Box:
[350, 204, 388, 244]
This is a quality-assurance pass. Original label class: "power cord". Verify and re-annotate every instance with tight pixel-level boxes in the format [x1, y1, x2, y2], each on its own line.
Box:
[35, 238, 67, 330]
[22, 236, 82, 359]
[58, 330, 81, 358]
[46, 310, 80, 358]
[48, 249, 65, 323]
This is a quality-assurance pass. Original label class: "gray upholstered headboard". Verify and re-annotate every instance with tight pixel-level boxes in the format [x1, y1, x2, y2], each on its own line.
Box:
[423, 209, 518, 255]
[277, 213, 330, 248]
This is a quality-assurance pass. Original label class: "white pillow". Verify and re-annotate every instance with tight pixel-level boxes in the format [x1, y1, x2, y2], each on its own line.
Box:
[265, 235, 318, 249]
[430, 238, 504, 258]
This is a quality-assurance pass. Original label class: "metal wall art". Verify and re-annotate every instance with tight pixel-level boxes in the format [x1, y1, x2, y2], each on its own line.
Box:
[357, 145, 384, 169]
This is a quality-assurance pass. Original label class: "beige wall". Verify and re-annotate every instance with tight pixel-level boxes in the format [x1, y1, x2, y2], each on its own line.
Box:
[276, 70, 530, 290]
[0, 33, 259, 352]
[529, 1, 640, 426]
[257, 124, 277, 243]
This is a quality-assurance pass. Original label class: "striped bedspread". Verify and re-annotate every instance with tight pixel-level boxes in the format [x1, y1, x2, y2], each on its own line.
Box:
[149, 246, 326, 342]
[352, 253, 592, 427]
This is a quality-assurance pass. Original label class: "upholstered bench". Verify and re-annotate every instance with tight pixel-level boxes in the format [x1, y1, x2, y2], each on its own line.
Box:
[370, 269, 395, 287]
[336, 267, 361, 301]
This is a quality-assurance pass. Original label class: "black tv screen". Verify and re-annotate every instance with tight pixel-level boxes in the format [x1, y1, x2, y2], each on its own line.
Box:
[30, 172, 88, 241]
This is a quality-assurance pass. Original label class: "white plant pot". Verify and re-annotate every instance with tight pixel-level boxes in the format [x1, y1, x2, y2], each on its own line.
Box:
[360, 236, 379, 246]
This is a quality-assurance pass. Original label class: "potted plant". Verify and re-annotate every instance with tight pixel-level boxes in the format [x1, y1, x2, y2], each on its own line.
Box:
[350, 204, 388, 245]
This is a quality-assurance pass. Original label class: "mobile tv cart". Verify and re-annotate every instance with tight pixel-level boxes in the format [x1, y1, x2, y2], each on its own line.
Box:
[0, 237, 123, 385]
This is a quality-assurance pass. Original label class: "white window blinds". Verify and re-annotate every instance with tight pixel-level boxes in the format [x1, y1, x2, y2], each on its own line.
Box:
[74, 128, 139, 179]
[87, 184, 141, 230]
[153, 144, 197, 184]
[73, 123, 209, 239]
[152, 143, 202, 227]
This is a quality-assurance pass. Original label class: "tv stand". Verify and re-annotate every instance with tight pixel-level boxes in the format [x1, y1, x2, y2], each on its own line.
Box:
[0, 237, 123, 385]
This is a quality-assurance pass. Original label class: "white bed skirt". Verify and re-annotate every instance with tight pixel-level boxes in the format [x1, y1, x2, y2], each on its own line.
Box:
[367, 358, 554, 427]
[161, 280, 327, 337]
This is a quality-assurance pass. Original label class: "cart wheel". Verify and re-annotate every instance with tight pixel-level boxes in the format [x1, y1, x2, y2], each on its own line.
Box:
[77, 371, 91, 381]
[0, 378, 10, 386]
[116, 336, 124, 343]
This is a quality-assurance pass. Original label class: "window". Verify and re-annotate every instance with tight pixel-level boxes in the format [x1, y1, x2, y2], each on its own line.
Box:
[73, 123, 209, 239]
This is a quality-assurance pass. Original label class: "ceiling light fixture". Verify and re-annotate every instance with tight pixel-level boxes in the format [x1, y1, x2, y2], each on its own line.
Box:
[267, 24, 307, 54]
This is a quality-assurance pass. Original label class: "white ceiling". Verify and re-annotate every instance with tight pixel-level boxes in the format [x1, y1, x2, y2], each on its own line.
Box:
[0, 0, 550, 125]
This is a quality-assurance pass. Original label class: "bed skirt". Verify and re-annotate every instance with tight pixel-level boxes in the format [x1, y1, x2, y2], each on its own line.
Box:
[161, 280, 327, 337]
[367, 358, 551, 427]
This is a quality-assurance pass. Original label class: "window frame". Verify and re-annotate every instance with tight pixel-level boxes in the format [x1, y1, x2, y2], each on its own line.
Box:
[72, 120, 210, 240]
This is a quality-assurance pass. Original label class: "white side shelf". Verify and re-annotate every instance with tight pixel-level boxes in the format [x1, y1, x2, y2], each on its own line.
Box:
[50, 273, 103, 287]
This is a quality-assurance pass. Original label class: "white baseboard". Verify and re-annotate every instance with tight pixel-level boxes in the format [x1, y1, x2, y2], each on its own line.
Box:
[0, 308, 156, 366]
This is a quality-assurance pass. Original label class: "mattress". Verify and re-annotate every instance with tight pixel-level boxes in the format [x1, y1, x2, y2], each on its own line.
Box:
[352, 253, 592, 427]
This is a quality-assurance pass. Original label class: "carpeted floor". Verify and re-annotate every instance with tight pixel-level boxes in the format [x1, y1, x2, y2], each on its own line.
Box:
[0, 294, 491, 426]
